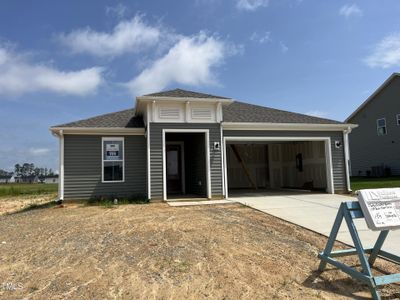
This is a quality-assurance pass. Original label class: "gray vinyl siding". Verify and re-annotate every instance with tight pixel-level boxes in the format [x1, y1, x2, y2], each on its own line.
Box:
[149, 123, 223, 200]
[223, 130, 347, 193]
[64, 135, 147, 200]
[348, 76, 400, 176]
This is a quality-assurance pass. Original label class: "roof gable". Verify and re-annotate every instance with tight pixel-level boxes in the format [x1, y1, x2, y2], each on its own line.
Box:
[346, 73, 400, 122]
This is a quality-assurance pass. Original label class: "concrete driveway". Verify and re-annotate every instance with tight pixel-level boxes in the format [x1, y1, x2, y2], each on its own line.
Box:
[229, 191, 400, 256]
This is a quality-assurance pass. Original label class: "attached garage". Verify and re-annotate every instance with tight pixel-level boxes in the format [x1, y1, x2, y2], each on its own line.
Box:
[224, 138, 333, 196]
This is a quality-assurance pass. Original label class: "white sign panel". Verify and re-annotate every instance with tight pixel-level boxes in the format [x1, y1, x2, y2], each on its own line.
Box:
[357, 188, 400, 231]
[106, 143, 120, 160]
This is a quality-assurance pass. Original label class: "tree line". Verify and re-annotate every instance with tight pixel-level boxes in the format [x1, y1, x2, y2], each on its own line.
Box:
[14, 163, 55, 177]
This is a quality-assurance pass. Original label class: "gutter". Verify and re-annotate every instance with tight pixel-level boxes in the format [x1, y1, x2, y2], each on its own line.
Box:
[222, 122, 358, 131]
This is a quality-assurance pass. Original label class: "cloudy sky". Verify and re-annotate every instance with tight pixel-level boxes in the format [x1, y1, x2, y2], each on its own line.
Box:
[1, 0, 400, 171]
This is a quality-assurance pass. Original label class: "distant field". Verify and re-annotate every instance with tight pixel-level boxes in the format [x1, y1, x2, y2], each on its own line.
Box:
[0, 183, 58, 197]
[351, 176, 400, 191]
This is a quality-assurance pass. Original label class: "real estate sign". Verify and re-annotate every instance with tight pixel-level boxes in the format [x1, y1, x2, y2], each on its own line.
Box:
[105, 143, 120, 160]
[357, 188, 400, 231]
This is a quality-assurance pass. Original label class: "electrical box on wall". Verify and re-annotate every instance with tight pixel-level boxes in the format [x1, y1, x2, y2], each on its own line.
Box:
[213, 142, 220, 150]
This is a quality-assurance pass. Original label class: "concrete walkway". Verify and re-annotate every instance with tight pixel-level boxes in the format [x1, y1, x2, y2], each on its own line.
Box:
[230, 191, 400, 256]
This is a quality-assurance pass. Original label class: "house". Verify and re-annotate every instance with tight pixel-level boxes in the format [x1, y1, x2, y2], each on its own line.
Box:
[13, 175, 39, 184]
[0, 175, 12, 184]
[41, 175, 59, 184]
[346, 73, 400, 177]
[50, 89, 357, 202]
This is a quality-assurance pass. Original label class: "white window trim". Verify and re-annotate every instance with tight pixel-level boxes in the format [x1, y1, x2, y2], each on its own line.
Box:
[376, 118, 387, 136]
[222, 136, 335, 199]
[102, 137, 125, 183]
[397, 114, 400, 126]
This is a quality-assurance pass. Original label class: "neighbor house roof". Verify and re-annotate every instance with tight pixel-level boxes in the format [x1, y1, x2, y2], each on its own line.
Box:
[223, 101, 342, 124]
[143, 88, 230, 99]
[346, 73, 400, 122]
[52, 109, 144, 128]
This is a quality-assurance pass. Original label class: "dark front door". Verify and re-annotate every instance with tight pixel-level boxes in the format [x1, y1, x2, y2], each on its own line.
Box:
[166, 144, 182, 194]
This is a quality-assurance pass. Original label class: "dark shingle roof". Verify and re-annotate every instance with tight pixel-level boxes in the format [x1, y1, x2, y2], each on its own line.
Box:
[143, 88, 230, 99]
[223, 101, 342, 124]
[53, 109, 144, 128]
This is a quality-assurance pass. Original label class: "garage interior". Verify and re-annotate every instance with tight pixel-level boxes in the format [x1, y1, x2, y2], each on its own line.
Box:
[226, 141, 328, 194]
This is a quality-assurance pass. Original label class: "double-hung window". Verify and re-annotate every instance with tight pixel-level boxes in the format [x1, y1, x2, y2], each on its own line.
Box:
[397, 114, 400, 126]
[376, 118, 387, 136]
[102, 137, 124, 182]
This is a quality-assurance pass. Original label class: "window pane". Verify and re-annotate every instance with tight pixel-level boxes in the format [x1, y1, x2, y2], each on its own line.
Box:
[104, 161, 123, 181]
[103, 141, 123, 161]
[377, 119, 386, 127]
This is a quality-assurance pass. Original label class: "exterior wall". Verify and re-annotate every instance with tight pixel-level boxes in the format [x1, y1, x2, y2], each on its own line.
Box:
[223, 130, 347, 193]
[149, 123, 223, 200]
[348, 77, 400, 176]
[64, 135, 147, 200]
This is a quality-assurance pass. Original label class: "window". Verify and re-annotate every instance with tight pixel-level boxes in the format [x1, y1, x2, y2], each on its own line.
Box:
[102, 137, 124, 182]
[377, 118, 387, 136]
[397, 114, 400, 126]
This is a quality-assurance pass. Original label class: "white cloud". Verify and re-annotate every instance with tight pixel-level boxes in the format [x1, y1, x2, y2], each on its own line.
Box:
[364, 33, 400, 68]
[280, 41, 288, 53]
[250, 31, 271, 44]
[305, 110, 328, 118]
[0, 46, 103, 96]
[339, 4, 363, 18]
[126, 32, 230, 95]
[236, 0, 269, 11]
[28, 148, 51, 156]
[59, 15, 162, 57]
[105, 3, 128, 18]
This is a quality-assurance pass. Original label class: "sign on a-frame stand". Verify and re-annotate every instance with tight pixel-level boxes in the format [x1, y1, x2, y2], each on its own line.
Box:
[318, 188, 400, 300]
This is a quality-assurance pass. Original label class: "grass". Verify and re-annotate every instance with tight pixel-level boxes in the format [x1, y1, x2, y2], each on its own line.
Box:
[0, 183, 58, 197]
[350, 176, 400, 191]
[86, 194, 149, 208]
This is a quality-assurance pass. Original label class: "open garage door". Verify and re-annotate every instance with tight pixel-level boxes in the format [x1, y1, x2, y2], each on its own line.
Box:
[224, 138, 334, 197]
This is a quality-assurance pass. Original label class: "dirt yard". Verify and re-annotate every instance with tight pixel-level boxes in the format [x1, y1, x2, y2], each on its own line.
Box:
[0, 193, 57, 215]
[0, 202, 399, 299]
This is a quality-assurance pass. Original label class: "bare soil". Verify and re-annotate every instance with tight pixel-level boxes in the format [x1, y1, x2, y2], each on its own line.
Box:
[0, 193, 57, 215]
[0, 202, 399, 299]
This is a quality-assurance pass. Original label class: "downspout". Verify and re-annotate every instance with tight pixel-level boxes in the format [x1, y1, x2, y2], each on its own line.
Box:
[59, 129, 64, 201]
[343, 127, 352, 193]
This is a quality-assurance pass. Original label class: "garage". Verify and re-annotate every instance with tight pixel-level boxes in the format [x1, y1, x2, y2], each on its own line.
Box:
[223, 137, 334, 197]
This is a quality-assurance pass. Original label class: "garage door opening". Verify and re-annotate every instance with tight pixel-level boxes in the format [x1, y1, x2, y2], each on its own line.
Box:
[225, 140, 332, 196]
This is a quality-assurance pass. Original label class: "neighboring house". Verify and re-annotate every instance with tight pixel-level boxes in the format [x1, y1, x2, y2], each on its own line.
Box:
[0, 175, 12, 184]
[346, 73, 400, 177]
[50, 89, 356, 201]
[14, 175, 39, 184]
[42, 175, 59, 184]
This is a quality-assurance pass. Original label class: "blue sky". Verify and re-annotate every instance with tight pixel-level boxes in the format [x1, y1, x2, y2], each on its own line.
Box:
[1, 0, 400, 172]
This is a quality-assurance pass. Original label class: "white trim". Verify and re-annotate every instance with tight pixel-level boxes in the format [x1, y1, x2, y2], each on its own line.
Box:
[50, 127, 144, 135]
[162, 129, 211, 201]
[146, 104, 151, 199]
[59, 130, 64, 200]
[137, 96, 233, 104]
[222, 122, 357, 131]
[101, 137, 125, 183]
[166, 141, 186, 194]
[223, 136, 335, 195]
[346, 73, 400, 122]
[376, 117, 387, 136]
[343, 129, 352, 192]
[220, 123, 225, 197]
[223, 137, 228, 199]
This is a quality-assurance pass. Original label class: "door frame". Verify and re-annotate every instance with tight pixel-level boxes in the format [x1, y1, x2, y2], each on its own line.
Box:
[166, 141, 185, 195]
[162, 129, 211, 201]
[223, 136, 334, 199]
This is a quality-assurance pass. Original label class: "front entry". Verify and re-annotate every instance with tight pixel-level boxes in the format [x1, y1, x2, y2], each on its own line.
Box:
[166, 144, 183, 195]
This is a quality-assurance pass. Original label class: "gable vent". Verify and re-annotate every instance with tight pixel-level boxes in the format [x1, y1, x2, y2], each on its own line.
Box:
[159, 107, 180, 119]
[191, 108, 212, 119]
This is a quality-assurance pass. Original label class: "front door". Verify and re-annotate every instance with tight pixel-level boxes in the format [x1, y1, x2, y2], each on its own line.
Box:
[166, 144, 183, 194]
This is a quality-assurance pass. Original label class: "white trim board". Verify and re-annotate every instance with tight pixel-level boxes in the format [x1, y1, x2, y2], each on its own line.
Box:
[50, 127, 145, 135]
[162, 129, 211, 201]
[223, 136, 335, 199]
[222, 122, 357, 131]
